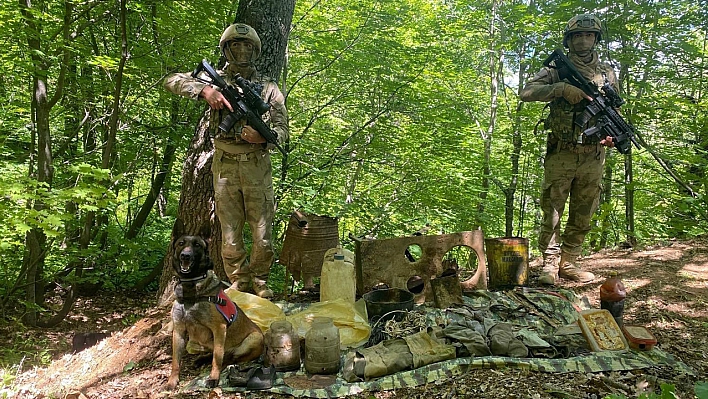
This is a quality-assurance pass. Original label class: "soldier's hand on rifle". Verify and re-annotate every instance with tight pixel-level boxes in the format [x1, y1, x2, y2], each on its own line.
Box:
[241, 125, 266, 144]
[200, 86, 233, 112]
[554, 83, 592, 105]
[600, 136, 615, 147]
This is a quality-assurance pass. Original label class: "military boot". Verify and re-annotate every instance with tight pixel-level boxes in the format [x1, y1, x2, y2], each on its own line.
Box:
[538, 254, 559, 285]
[253, 280, 274, 299]
[558, 253, 595, 283]
[229, 280, 253, 294]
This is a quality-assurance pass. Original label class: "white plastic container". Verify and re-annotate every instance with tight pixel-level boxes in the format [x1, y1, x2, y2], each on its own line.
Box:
[320, 248, 356, 304]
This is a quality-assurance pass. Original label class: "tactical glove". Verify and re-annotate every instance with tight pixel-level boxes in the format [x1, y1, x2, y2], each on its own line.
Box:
[553, 82, 586, 105]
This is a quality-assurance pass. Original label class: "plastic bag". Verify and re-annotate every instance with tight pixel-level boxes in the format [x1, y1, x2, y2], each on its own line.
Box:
[226, 288, 286, 332]
[286, 297, 371, 349]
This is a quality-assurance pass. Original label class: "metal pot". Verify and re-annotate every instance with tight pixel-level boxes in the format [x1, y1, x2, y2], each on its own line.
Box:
[362, 288, 414, 323]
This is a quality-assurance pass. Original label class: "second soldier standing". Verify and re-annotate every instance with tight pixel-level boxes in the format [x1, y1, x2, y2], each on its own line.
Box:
[520, 14, 617, 286]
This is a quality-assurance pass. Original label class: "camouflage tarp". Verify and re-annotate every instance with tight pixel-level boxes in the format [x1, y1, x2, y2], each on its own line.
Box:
[181, 289, 694, 397]
[182, 349, 692, 397]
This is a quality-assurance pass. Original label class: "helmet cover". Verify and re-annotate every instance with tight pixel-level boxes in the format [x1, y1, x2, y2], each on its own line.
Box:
[219, 23, 261, 60]
[563, 14, 602, 48]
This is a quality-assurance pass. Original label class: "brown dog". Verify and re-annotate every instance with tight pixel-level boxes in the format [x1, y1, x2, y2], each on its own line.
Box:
[166, 221, 264, 390]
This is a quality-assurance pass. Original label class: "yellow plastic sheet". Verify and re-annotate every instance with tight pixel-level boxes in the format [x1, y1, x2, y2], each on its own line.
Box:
[226, 288, 286, 332]
[286, 297, 371, 349]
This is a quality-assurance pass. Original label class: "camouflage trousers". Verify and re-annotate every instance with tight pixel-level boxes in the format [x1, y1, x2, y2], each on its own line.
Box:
[212, 147, 275, 285]
[539, 143, 605, 258]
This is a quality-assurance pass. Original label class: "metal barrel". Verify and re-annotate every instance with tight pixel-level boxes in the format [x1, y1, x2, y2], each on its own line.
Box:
[484, 237, 529, 290]
[279, 212, 339, 280]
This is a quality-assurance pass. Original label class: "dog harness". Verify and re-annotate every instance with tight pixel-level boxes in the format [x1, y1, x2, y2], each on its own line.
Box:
[214, 289, 238, 325]
[176, 276, 239, 326]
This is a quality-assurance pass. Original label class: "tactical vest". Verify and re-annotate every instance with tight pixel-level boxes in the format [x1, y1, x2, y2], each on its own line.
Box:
[544, 62, 616, 144]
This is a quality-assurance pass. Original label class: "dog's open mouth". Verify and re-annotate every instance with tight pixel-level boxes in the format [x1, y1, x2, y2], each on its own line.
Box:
[180, 258, 193, 274]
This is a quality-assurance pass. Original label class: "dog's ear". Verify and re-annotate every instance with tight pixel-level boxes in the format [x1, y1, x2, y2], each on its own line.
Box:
[172, 219, 185, 244]
[199, 223, 211, 246]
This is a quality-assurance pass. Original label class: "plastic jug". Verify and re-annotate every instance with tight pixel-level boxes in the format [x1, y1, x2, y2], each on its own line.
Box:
[304, 316, 341, 374]
[600, 271, 627, 328]
[320, 248, 356, 304]
[264, 320, 301, 371]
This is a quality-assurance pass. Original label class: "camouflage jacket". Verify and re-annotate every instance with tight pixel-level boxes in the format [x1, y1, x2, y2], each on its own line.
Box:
[520, 51, 618, 144]
[163, 63, 289, 152]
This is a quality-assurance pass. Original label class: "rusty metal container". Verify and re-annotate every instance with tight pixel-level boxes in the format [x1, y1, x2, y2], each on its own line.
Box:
[264, 320, 301, 371]
[485, 237, 529, 290]
[279, 211, 339, 284]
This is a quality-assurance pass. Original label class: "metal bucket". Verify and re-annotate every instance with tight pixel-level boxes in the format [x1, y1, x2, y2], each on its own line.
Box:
[485, 237, 529, 290]
[362, 288, 414, 323]
[279, 211, 339, 280]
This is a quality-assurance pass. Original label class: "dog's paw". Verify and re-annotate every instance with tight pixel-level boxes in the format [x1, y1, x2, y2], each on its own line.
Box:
[164, 379, 178, 391]
[205, 378, 219, 388]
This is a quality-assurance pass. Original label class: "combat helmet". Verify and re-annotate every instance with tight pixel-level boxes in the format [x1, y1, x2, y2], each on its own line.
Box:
[563, 14, 602, 48]
[219, 23, 261, 61]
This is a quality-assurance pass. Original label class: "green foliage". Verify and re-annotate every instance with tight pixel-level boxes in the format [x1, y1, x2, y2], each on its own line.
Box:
[697, 381, 708, 399]
[0, 324, 54, 370]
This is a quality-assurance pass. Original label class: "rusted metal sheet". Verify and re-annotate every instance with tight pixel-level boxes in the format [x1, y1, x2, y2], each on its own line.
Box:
[430, 273, 464, 309]
[353, 230, 488, 304]
[278, 211, 339, 282]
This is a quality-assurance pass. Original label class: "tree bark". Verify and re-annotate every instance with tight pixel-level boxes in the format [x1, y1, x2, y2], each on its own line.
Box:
[508, 40, 529, 238]
[599, 154, 614, 249]
[235, 0, 295, 82]
[477, 0, 499, 225]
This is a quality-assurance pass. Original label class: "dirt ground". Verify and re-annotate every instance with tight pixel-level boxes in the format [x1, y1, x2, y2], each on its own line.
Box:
[4, 236, 707, 399]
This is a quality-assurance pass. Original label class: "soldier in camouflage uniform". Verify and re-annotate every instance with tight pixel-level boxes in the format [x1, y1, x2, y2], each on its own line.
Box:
[520, 14, 616, 285]
[164, 23, 289, 298]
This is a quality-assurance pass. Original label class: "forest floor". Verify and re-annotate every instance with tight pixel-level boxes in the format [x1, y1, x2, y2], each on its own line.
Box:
[4, 236, 708, 399]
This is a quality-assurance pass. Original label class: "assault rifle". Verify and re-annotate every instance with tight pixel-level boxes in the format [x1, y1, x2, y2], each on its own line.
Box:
[191, 59, 286, 156]
[542, 49, 640, 154]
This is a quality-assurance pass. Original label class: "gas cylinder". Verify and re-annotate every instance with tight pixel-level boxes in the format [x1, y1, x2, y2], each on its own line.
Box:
[600, 271, 627, 328]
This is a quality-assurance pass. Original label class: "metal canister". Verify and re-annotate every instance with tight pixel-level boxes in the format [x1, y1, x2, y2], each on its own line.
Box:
[304, 317, 340, 374]
[264, 320, 301, 371]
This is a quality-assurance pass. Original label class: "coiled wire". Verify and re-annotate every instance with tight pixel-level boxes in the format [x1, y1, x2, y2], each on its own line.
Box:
[365, 309, 427, 347]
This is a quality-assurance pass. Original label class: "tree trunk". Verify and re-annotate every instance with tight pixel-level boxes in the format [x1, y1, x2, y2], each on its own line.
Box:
[157, 1, 296, 302]
[618, 63, 636, 247]
[478, 0, 499, 226]
[624, 152, 636, 246]
[19, 0, 57, 326]
[235, 0, 295, 82]
[126, 138, 177, 240]
[508, 39, 529, 238]
[599, 154, 614, 248]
